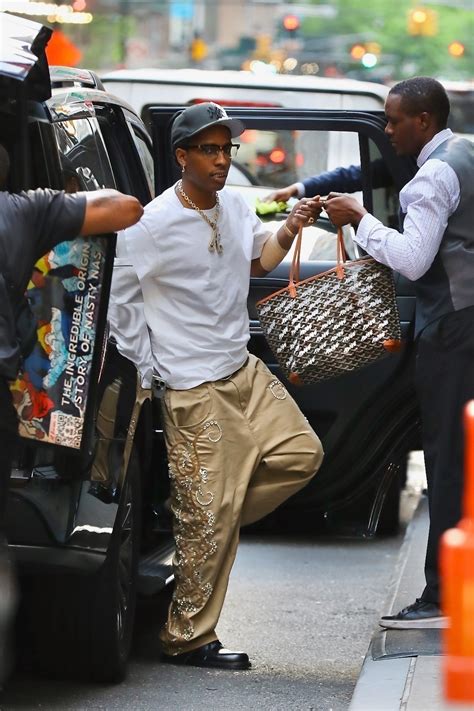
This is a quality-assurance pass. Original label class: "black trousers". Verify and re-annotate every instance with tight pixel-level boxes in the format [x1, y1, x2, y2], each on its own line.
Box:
[0, 377, 18, 528]
[416, 305, 474, 605]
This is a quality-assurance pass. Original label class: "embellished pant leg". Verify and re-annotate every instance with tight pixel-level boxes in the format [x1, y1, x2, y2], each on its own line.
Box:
[239, 356, 324, 527]
[159, 356, 323, 655]
[159, 380, 260, 655]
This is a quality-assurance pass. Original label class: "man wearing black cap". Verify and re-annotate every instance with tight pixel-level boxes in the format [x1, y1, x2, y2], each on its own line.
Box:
[121, 102, 323, 670]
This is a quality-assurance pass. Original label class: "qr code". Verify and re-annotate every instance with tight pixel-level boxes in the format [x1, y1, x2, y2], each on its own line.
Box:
[49, 412, 83, 449]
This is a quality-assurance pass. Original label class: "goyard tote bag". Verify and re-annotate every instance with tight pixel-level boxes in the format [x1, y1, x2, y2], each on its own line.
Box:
[256, 227, 402, 385]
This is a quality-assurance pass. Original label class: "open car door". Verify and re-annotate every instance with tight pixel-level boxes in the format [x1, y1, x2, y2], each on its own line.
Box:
[149, 106, 420, 536]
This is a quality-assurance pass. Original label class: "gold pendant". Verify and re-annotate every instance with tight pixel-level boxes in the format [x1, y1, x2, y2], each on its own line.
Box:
[208, 230, 223, 254]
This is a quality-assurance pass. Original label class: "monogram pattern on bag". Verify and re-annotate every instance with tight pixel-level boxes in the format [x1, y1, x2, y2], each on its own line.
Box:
[256, 259, 401, 385]
[165, 420, 222, 644]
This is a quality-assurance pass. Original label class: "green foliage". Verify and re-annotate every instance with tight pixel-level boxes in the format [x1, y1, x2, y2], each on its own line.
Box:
[301, 0, 473, 79]
[70, 13, 137, 69]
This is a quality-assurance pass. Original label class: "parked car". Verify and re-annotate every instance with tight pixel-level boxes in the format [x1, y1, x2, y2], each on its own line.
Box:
[2, 17, 420, 683]
[100, 67, 389, 117]
[1, 19, 169, 684]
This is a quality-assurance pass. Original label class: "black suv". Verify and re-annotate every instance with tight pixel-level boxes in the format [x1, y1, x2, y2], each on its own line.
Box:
[2, 16, 419, 683]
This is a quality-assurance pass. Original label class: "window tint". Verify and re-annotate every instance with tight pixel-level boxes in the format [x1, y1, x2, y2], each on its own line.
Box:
[127, 124, 155, 198]
[54, 118, 116, 193]
[447, 89, 474, 138]
[229, 128, 360, 190]
[368, 138, 400, 229]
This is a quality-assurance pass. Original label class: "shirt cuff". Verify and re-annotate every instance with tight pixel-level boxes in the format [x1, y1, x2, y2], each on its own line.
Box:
[295, 182, 305, 198]
[355, 213, 382, 248]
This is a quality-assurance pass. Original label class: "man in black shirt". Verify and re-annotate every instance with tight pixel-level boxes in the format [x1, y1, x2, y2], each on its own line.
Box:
[0, 144, 143, 681]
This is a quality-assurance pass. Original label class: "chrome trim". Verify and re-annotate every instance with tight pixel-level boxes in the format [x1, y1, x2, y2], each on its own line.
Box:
[49, 66, 104, 90]
[47, 88, 139, 123]
[0, 15, 51, 88]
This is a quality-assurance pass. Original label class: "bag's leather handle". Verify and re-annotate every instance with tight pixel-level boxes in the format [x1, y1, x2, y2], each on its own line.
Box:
[336, 227, 347, 280]
[289, 225, 346, 297]
[288, 226, 303, 296]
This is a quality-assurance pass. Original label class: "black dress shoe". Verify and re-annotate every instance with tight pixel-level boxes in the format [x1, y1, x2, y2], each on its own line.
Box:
[162, 640, 251, 670]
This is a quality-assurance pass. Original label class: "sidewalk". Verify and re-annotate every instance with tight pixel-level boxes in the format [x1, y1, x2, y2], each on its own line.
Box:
[349, 491, 474, 711]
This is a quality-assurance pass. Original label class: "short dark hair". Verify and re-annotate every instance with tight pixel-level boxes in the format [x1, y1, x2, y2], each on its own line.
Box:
[0, 143, 10, 188]
[389, 77, 450, 129]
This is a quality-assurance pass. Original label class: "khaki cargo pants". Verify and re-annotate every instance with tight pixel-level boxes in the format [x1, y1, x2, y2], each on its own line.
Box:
[159, 354, 323, 655]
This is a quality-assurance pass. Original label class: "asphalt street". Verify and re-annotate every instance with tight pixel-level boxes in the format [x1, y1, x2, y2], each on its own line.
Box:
[1, 468, 424, 711]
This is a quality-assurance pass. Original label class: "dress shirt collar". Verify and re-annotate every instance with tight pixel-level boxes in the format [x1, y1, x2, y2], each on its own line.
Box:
[417, 128, 453, 168]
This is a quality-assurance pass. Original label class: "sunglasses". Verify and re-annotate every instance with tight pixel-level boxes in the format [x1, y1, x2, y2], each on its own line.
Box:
[186, 143, 240, 158]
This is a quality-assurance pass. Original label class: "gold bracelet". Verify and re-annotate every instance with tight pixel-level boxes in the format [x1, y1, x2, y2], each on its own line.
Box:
[282, 222, 296, 239]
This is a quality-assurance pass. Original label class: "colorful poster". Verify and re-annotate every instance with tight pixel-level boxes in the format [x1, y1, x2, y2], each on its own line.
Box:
[9, 235, 112, 450]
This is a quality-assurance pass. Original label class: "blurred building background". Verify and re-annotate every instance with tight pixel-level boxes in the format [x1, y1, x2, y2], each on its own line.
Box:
[0, 0, 473, 81]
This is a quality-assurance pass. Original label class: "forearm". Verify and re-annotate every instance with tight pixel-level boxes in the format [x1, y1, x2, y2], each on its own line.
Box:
[355, 213, 442, 280]
[80, 190, 143, 236]
[303, 164, 364, 197]
[252, 198, 320, 277]
[251, 222, 295, 276]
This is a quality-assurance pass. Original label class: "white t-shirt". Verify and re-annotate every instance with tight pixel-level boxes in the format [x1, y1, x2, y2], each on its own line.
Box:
[123, 183, 271, 389]
[108, 256, 153, 388]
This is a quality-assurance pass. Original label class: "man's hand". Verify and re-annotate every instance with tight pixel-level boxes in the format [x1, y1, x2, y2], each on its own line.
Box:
[251, 197, 322, 277]
[285, 197, 322, 239]
[322, 193, 367, 229]
[263, 183, 300, 203]
[80, 189, 143, 236]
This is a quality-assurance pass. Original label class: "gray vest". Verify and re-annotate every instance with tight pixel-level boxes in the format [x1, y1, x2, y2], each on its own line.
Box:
[413, 135, 474, 335]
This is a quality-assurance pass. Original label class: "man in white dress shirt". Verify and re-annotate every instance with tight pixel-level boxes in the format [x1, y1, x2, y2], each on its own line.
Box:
[123, 102, 324, 669]
[324, 76, 474, 629]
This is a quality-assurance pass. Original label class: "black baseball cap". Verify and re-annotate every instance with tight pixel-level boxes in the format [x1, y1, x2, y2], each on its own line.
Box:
[171, 102, 245, 148]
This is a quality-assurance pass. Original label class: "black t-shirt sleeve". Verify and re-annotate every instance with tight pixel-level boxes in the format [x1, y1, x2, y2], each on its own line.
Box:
[22, 188, 87, 258]
[1, 189, 88, 295]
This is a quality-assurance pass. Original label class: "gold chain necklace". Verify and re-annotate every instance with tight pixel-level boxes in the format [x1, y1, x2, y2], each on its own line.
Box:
[177, 179, 223, 254]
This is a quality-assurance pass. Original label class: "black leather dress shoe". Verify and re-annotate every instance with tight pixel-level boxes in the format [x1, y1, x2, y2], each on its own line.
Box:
[162, 640, 251, 670]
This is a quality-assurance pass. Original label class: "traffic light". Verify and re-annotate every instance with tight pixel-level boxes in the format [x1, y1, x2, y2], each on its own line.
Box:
[349, 42, 381, 68]
[407, 7, 438, 36]
[282, 14, 300, 35]
[350, 44, 365, 61]
[448, 41, 465, 58]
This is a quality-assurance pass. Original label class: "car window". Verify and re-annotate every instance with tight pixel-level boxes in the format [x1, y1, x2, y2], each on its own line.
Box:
[228, 127, 399, 261]
[446, 87, 474, 140]
[368, 138, 400, 229]
[54, 117, 116, 191]
[229, 128, 361, 190]
[126, 123, 155, 198]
